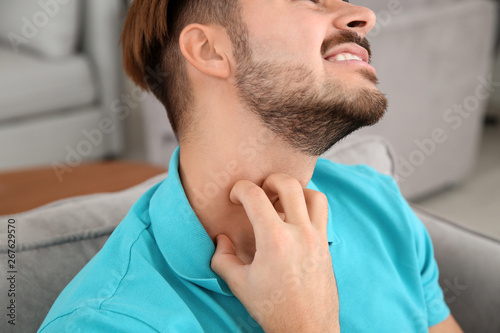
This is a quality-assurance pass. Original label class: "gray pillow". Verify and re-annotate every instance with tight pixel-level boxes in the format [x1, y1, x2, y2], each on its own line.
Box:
[321, 134, 397, 177]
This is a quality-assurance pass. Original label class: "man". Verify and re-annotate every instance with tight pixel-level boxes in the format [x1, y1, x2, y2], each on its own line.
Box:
[39, 0, 463, 332]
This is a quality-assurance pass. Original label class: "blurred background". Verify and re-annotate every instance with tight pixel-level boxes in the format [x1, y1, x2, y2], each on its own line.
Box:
[0, 0, 499, 239]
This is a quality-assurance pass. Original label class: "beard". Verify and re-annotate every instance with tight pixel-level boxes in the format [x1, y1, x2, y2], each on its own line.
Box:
[232, 30, 388, 156]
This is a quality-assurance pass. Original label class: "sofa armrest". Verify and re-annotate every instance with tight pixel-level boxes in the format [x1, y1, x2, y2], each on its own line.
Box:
[411, 204, 500, 332]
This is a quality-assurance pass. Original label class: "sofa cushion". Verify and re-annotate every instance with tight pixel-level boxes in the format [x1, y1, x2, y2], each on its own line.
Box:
[0, 47, 96, 121]
[321, 134, 397, 177]
[0, 0, 82, 58]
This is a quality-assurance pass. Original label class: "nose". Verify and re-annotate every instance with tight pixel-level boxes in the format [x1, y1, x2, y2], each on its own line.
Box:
[329, 2, 376, 38]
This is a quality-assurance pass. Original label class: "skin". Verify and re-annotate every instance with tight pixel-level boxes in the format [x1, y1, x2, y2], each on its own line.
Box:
[176, 0, 463, 331]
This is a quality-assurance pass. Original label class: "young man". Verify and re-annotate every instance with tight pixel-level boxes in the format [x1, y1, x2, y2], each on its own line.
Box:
[39, 0, 463, 332]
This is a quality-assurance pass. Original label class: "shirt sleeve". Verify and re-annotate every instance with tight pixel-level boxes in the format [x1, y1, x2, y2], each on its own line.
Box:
[384, 176, 451, 327]
[409, 208, 451, 327]
[38, 307, 159, 333]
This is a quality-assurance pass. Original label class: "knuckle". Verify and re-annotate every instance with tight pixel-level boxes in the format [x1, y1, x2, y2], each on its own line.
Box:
[311, 191, 329, 211]
[272, 232, 293, 255]
[265, 226, 292, 250]
[266, 172, 287, 182]
[302, 228, 319, 248]
[311, 190, 328, 204]
[267, 173, 301, 189]
[253, 212, 269, 226]
[233, 179, 254, 191]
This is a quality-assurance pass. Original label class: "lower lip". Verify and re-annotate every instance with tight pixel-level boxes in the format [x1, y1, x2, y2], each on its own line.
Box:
[325, 59, 376, 75]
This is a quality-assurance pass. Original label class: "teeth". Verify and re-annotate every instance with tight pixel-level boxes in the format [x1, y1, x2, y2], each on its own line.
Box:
[335, 54, 346, 61]
[328, 52, 363, 62]
[345, 53, 359, 60]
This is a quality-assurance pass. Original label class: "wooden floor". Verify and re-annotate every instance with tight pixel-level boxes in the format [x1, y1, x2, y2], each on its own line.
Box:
[0, 161, 167, 215]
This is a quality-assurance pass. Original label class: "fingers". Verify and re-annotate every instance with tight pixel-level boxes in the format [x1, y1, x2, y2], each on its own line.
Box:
[229, 180, 281, 241]
[303, 188, 329, 233]
[211, 235, 245, 288]
[261, 174, 309, 225]
[229, 175, 329, 240]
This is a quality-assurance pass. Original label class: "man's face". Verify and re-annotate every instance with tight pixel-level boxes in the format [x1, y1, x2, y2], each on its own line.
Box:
[229, 0, 388, 156]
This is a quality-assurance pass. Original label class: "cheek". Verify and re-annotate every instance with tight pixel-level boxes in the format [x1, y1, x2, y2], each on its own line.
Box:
[244, 8, 320, 64]
[250, 22, 322, 67]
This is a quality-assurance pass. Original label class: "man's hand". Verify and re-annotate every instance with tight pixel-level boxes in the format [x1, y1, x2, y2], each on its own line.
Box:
[211, 173, 340, 333]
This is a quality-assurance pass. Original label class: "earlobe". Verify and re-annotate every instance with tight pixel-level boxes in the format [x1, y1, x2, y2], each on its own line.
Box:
[179, 24, 231, 79]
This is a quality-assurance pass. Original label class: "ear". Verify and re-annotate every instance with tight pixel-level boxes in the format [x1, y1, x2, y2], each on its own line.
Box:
[179, 24, 231, 79]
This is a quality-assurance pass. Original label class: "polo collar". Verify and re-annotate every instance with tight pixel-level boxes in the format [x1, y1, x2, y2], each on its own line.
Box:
[149, 147, 340, 296]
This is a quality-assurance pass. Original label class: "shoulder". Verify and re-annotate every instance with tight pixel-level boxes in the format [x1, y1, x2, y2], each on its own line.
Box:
[312, 158, 417, 237]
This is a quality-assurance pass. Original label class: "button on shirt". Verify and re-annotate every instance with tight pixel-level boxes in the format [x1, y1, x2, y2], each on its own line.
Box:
[39, 147, 450, 332]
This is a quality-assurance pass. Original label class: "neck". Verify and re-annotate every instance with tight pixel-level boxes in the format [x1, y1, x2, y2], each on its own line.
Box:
[178, 115, 318, 264]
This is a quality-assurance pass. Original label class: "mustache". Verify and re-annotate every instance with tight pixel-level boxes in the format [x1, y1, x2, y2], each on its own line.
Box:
[321, 30, 372, 63]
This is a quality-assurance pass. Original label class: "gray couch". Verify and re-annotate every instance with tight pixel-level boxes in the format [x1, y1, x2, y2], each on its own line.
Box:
[1, 135, 499, 332]
[0, 0, 125, 172]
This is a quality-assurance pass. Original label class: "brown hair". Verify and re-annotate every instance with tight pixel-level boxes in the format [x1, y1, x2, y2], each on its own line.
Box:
[121, 0, 242, 139]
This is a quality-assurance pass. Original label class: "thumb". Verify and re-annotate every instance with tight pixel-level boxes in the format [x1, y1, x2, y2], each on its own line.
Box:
[211, 234, 245, 287]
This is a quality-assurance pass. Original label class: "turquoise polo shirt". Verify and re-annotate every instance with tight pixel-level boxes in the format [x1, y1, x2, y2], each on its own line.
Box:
[39, 147, 450, 332]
